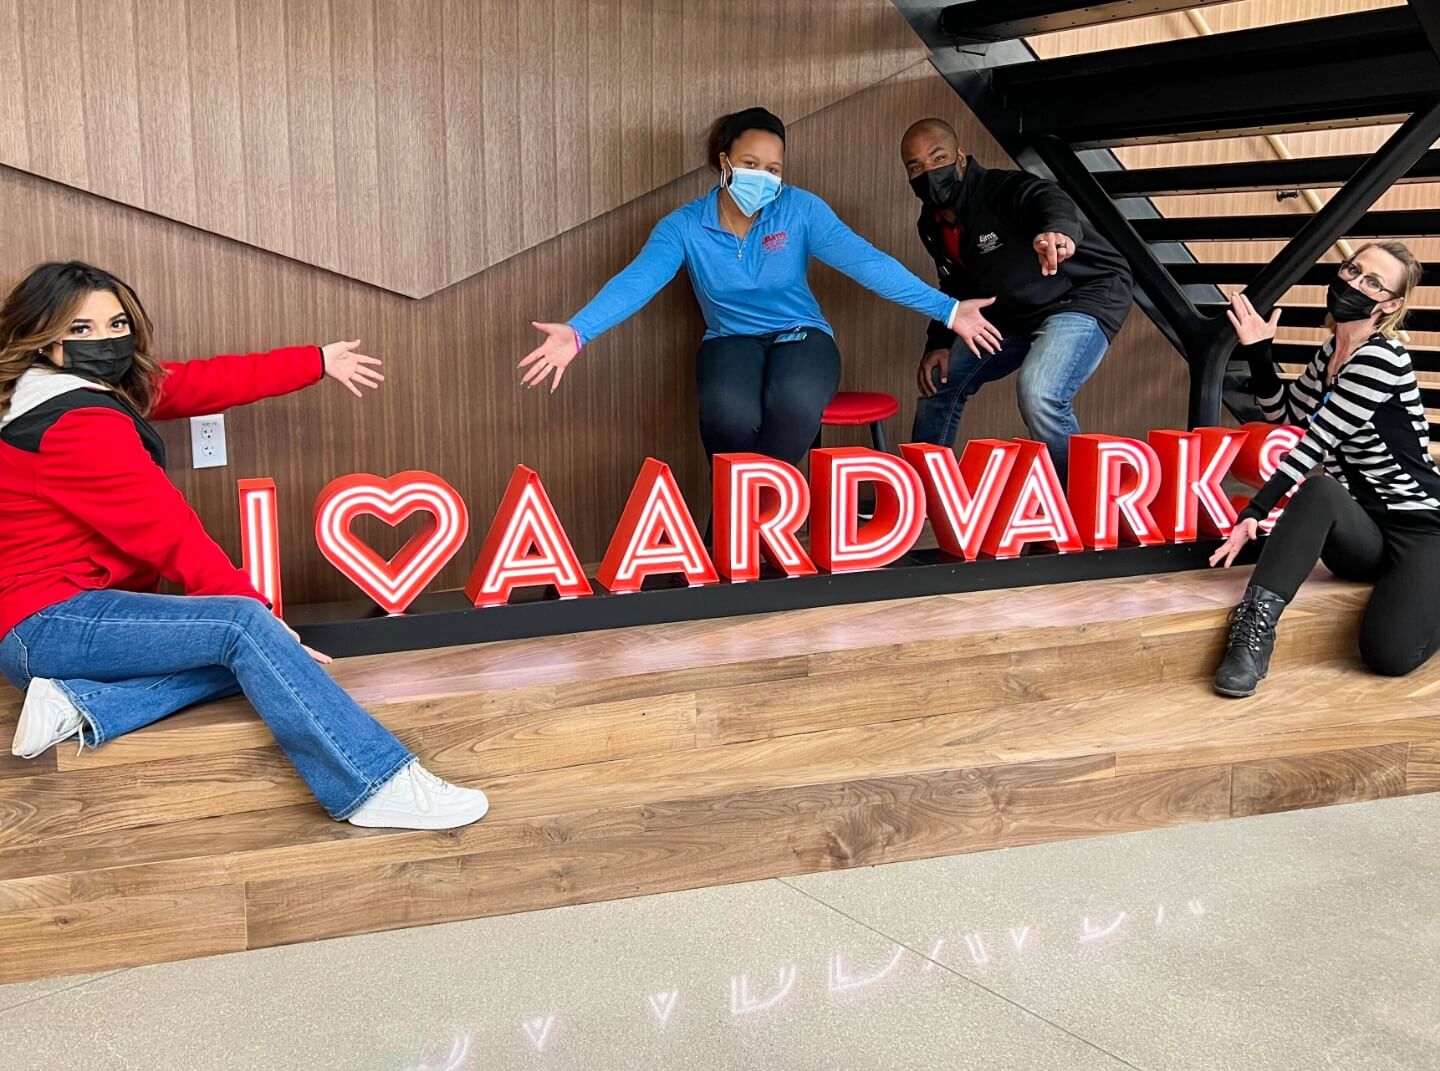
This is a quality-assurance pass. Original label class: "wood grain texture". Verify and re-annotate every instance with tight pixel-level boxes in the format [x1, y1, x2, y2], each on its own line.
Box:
[0, 0, 928, 296]
[1, 569, 1436, 982]
[1231, 743, 1410, 817]
[0, 885, 246, 984]
[1406, 742, 1440, 794]
[0, 62, 1188, 605]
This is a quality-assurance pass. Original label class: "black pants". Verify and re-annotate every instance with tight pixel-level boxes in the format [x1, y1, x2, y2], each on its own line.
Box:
[695, 328, 842, 467]
[1251, 475, 1440, 676]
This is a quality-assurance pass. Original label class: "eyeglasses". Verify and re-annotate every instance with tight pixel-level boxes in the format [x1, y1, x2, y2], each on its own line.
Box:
[1338, 259, 1397, 299]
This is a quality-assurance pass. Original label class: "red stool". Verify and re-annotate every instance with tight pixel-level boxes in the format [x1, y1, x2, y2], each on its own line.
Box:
[814, 390, 901, 454]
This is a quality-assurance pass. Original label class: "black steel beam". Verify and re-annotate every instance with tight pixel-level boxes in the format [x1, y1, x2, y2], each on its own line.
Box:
[1168, 262, 1440, 287]
[1413, 0, 1440, 64]
[1135, 209, 1440, 243]
[1098, 151, 1440, 197]
[995, 7, 1414, 88]
[937, 0, 1231, 42]
[1175, 103, 1440, 429]
[1198, 304, 1440, 332]
[1243, 102, 1440, 315]
[1028, 135, 1205, 357]
[992, 10, 1436, 146]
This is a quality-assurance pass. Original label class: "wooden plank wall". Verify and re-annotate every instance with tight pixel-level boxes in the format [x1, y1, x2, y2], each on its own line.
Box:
[0, 58, 1190, 605]
[0, 0, 927, 296]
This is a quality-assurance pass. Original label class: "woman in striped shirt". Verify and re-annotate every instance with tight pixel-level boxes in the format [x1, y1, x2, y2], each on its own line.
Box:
[1210, 240, 1432, 697]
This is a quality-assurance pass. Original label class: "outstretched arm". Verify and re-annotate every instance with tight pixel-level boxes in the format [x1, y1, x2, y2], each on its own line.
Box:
[520, 214, 687, 393]
[148, 340, 383, 420]
[806, 194, 958, 326]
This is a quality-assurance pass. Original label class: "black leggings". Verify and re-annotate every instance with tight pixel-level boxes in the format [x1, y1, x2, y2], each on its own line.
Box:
[1250, 475, 1440, 676]
[695, 328, 842, 467]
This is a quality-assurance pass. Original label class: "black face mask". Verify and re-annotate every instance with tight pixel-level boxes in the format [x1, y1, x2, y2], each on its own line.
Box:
[910, 162, 964, 208]
[1325, 278, 1384, 324]
[59, 335, 135, 385]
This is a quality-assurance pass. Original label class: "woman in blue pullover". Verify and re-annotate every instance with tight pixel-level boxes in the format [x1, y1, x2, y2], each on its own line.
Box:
[520, 107, 964, 467]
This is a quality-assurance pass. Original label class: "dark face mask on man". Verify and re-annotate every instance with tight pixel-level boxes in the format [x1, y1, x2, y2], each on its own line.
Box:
[58, 335, 136, 385]
[910, 161, 964, 209]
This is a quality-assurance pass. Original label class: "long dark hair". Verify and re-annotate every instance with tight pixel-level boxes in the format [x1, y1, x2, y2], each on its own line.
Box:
[0, 261, 163, 419]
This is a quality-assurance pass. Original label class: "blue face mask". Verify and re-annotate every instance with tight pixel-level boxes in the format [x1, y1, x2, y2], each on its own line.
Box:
[724, 164, 782, 218]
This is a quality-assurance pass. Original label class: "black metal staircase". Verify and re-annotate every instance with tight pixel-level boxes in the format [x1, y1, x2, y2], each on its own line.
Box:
[896, 0, 1440, 432]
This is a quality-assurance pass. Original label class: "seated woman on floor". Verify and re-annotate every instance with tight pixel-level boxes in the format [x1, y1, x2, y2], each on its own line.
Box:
[0, 260, 488, 830]
[1210, 241, 1435, 697]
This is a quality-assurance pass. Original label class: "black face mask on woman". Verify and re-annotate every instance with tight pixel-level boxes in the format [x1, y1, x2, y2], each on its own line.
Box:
[60, 335, 136, 385]
[909, 162, 964, 209]
[1325, 278, 1384, 324]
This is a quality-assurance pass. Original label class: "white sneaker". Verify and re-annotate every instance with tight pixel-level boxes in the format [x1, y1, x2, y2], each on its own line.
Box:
[11, 678, 86, 759]
[347, 763, 490, 830]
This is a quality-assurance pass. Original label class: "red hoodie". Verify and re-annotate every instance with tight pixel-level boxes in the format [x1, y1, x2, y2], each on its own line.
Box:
[0, 346, 323, 638]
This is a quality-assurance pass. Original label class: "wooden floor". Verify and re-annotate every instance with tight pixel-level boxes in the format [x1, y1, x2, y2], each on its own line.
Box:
[2, 566, 1437, 984]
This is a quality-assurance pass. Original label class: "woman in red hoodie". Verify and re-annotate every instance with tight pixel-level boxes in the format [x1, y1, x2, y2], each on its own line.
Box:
[0, 261, 489, 830]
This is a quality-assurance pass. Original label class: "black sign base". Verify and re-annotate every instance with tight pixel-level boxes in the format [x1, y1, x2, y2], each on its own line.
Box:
[289, 540, 1258, 659]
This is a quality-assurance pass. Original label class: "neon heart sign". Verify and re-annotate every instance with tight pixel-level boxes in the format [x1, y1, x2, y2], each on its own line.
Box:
[313, 471, 470, 614]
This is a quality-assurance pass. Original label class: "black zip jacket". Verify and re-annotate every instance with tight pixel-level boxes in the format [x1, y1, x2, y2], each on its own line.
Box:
[918, 157, 1134, 352]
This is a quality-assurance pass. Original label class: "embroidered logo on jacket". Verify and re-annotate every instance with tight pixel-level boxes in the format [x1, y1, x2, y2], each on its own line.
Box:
[977, 232, 1002, 254]
[762, 231, 789, 255]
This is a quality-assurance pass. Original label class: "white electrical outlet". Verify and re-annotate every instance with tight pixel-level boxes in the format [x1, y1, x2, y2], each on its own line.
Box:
[190, 413, 228, 469]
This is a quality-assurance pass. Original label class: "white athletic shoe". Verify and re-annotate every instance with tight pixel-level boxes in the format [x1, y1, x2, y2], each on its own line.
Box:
[347, 763, 490, 830]
[11, 678, 86, 759]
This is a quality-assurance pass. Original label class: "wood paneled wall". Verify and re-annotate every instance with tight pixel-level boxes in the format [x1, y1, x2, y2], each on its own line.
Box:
[0, 56, 1186, 605]
[0, 0, 925, 297]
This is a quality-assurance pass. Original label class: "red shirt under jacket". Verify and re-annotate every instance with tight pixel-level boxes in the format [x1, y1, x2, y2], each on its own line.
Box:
[0, 347, 323, 639]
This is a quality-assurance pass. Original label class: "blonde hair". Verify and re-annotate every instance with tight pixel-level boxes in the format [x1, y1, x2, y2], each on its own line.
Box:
[1353, 240, 1424, 339]
[0, 262, 164, 420]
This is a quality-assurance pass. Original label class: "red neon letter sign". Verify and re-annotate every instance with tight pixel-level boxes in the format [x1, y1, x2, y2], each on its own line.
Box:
[982, 440, 1083, 558]
[597, 458, 718, 593]
[809, 448, 925, 573]
[238, 478, 283, 617]
[314, 471, 470, 615]
[1148, 428, 1245, 541]
[1068, 435, 1164, 549]
[900, 440, 1021, 561]
[711, 453, 815, 582]
[1230, 422, 1304, 532]
[465, 466, 593, 607]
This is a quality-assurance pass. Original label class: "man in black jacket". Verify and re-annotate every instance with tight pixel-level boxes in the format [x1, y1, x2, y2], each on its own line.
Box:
[900, 118, 1134, 480]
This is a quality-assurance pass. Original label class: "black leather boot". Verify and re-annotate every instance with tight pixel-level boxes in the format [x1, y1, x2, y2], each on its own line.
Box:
[1214, 584, 1288, 698]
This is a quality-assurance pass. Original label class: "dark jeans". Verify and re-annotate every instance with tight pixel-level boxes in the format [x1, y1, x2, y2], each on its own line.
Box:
[1250, 475, 1440, 677]
[696, 328, 842, 467]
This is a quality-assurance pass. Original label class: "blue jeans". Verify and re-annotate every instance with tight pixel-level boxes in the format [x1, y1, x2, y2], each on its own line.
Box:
[0, 590, 414, 819]
[911, 311, 1110, 481]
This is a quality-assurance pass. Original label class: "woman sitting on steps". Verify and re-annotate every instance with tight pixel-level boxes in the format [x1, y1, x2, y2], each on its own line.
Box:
[1210, 241, 1436, 697]
[0, 260, 489, 830]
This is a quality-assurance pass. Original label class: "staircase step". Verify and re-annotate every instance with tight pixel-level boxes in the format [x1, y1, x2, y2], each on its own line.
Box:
[1200, 303, 1440, 333]
[1135, 209, 1440, 243]
[937, 0, 1232, 42]
[1168, 262, 1440, 287]
[1100, 151, 1440, 197]
[991, 9, 1434, 145]
[1, 571, 1430, 983]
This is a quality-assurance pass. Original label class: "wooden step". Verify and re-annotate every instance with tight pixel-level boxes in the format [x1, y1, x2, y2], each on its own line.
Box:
[0, 569, 1433, 983]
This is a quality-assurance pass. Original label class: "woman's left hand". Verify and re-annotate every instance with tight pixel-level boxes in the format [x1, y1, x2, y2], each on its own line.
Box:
[1209, 517, 1260, 568]
[322, 340, 386, 398]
